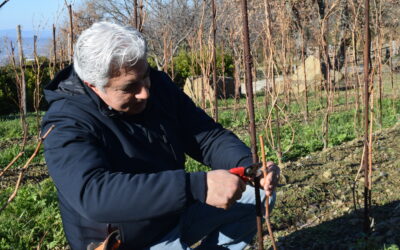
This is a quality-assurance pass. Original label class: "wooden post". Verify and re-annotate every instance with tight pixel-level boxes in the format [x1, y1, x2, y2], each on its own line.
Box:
[68, 4, 74, 63]
[16, 25, 28, 150]
[52, 24, 57, 78]
[362, 0, 371, 234]
[211, 0, 218, 122]
[239, 0, 264, 249]
[33, 35, 42, 135]
[16, 25, 26, 116]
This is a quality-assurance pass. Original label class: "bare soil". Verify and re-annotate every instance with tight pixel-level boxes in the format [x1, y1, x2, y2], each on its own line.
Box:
[0, 163, 48, 189]
[0, 136, 48, 189]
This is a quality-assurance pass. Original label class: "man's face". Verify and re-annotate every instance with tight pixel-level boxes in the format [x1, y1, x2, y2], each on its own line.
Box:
[87, 59, 151, 115]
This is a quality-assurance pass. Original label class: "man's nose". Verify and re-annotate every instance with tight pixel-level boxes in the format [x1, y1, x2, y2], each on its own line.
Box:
[135, 85, 149, 100]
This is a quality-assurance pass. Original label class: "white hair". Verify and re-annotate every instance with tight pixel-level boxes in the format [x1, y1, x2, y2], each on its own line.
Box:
[73, 21, 147, 90]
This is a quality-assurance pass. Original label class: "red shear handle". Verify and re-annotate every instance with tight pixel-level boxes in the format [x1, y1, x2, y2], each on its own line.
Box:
[229, 167, 251, 182]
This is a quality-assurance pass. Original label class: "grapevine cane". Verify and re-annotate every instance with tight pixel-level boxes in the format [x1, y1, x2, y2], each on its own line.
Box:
[259, 135, 277, 250]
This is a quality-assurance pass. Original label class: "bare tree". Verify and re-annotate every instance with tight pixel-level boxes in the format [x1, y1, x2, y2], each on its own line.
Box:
[145, 0, 203, 70]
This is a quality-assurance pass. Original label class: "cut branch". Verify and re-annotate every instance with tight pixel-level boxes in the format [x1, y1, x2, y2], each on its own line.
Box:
[0, 125, 55, 214]
[259, 135, 278, 250]
[0, 152, 24, 178]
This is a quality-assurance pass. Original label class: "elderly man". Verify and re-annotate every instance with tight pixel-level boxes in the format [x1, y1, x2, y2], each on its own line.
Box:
[42, 21, 279, 250]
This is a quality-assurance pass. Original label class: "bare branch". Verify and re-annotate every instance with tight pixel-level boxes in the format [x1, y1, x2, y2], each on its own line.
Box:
[0, 125, 55, 214]
[0, 0, 10, 9]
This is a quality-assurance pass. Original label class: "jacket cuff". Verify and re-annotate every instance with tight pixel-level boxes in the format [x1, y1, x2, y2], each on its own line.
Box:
[186, 172, 206, 203]
[235, 155, 253, 168]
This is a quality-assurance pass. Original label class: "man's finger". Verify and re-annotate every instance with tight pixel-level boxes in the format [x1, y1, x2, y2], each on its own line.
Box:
[239, 179, 246, 193]
[263, 172, 273, 188]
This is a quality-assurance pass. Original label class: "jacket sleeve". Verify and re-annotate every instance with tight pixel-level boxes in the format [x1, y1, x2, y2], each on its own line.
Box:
[42, 111, 203, 223]
[159, 74, 254, 170]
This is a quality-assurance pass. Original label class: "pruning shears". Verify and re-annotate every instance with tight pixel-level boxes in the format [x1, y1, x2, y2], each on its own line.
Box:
[229, 162, 263, 182]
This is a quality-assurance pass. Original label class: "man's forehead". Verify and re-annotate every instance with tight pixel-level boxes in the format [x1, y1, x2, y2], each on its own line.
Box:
[123, 60, 149, 75]
[109, 59, 148, 76]
[107, 63, 149, 87]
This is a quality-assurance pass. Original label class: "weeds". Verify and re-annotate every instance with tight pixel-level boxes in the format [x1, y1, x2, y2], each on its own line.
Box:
[0, 179, 66, 249]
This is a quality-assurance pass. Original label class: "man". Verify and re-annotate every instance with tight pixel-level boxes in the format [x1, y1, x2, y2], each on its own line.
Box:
[42, 21, 279, 250]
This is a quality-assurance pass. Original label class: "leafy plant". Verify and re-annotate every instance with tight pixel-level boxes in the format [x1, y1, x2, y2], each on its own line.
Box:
[0, 179, 67, 249]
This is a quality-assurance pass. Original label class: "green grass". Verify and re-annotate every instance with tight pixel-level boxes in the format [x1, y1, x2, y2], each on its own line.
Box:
[0, 114, 41, 141]
[0, 179, 66, 249]
[0, 143, 44, 168]
[0, 114, 45, 170]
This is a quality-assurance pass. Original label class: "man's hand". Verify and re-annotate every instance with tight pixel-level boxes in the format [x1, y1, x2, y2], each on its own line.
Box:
[260, 161, 280, 196]
[205, 170, 246, 210]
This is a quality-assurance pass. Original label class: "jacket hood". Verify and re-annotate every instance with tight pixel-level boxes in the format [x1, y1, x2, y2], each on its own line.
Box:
[44, 64, 118, 116]
[44, 64, 90, 104]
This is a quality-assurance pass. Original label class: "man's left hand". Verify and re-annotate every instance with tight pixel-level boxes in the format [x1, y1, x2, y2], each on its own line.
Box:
[260, 161, 280, 196]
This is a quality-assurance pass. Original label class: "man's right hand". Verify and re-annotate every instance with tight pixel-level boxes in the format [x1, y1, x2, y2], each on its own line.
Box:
[205, 170, 246, 210]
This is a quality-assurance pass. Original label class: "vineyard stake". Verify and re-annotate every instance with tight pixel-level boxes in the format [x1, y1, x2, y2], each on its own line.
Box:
[362, 0, 371, 234]
[239, 0, 264, 248]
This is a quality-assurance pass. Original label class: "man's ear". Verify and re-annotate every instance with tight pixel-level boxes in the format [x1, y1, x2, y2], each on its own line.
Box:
[84, 81, 101, 95]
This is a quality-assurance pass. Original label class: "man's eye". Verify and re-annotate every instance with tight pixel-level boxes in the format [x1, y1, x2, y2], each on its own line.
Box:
[121, 84, 136, 92]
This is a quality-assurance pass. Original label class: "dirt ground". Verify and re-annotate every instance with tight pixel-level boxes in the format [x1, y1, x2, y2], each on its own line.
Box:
[260, 123, 400, 249]
[0, 163, 47, 189]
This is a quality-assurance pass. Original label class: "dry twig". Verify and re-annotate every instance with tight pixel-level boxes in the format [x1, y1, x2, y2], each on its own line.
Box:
[0, 152, 24, 178]
[0, 125, 55, 213]
[352, 146, 365, 211]
[259, 135, 277, 250]
[0, 0, 10, 9]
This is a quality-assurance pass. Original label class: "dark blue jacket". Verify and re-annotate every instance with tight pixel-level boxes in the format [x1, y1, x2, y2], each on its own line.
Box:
[42, 65, 253, 249]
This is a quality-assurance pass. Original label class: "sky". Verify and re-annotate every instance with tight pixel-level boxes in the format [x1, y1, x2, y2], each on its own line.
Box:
[0, 0, 83, 33]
